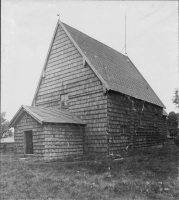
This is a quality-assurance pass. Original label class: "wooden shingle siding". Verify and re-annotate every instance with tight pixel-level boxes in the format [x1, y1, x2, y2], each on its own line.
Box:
[0, 143, 14, 152]
[35, 24, 108, 155]
[14, 113, 44, 160]
[107, 91, 165, 155]
[44, 70, 98, 89]
[37, 73, 99, 95]
[43, 124, 84, 160]
[45, 59, 82, 76]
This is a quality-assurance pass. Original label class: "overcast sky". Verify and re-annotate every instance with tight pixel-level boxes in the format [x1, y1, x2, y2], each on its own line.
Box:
[2, 0, 178, 121]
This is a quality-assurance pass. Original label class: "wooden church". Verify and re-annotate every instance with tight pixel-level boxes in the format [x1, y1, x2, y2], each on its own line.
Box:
[9, 19, 167, 160]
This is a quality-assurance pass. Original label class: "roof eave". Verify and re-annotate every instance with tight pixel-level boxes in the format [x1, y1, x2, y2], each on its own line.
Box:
[31, 20, 59, 106]
[9, 105, 43, 128]
[24, 106, 43, 124]
[9, 105, 24, 128]
[109, 88, 166, 109]
[125, 57, 166, 109]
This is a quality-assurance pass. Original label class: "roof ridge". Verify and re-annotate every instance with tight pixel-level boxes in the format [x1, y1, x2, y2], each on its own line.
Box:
[62, 22, 127, 59]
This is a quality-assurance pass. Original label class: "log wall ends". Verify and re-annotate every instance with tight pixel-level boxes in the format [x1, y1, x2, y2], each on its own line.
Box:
[34, 23, 108, 155]
[13, 112, 44, 160]
[107, 91, 166, 155]
[43, 123, 85, 160]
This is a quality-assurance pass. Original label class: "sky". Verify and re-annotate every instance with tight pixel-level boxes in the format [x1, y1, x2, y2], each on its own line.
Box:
[2, 0, 179, 121]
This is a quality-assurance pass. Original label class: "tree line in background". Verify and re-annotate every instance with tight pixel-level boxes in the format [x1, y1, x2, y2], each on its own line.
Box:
[0, 112, 13, 139]
[172, 88, 179, 148]
[172, 88, 179, 109]
[169, 88, 179, 137]
[168, 112, 178, 137]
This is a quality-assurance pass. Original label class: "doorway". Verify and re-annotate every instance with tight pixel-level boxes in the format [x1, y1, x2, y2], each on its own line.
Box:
[24, 130, 33, 154]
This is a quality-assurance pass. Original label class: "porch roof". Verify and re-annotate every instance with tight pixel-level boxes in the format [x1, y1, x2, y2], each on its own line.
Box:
[9, 105, 86, 127]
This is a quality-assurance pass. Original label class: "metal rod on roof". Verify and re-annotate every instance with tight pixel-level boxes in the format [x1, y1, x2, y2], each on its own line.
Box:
[57, 13, 60, 20]
[125, 14, 127, 56]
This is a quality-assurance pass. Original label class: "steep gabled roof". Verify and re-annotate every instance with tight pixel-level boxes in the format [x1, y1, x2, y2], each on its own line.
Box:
[62, 22, 165, 108]
[32, 20, 165, 108]
[9, 105, 86, 127]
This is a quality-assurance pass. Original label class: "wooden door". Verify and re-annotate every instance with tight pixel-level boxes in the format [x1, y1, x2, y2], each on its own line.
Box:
[24, 131, 33, 154]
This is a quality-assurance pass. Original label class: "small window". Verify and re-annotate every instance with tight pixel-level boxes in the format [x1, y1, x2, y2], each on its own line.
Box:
[60, 94, 69, 109]
[61, 94, 68, 101]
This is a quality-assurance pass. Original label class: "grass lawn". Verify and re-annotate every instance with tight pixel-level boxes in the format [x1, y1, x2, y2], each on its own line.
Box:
[0, 140, 178, 200]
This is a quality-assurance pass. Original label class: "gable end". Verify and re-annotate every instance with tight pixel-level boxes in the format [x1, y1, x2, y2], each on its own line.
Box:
[31, 20, 109, 106]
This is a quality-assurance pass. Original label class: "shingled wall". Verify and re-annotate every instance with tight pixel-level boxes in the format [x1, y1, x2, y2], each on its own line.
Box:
[34, 24, 108, 155]
[44, 124, 84, 160]
[107, 91, 166, 155]
[14, 112, 44, 160]
[14, 112, 85, 160]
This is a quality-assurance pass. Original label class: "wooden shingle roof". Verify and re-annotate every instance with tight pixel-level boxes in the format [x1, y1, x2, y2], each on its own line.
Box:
[61, 22, 165, 108]
[9, 105, 86, 127]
